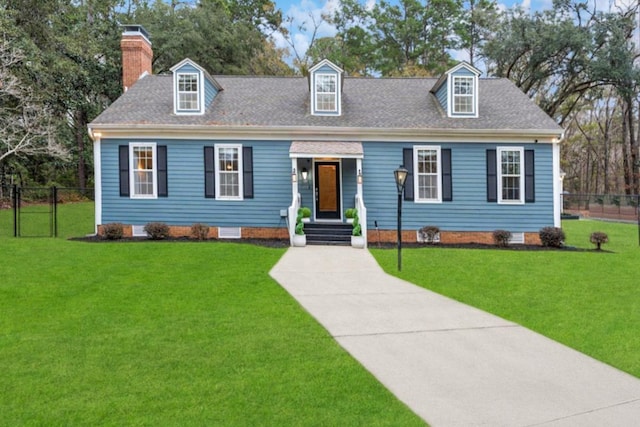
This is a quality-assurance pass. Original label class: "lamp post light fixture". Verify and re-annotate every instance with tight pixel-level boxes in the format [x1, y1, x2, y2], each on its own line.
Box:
[394, 165, 409, 271]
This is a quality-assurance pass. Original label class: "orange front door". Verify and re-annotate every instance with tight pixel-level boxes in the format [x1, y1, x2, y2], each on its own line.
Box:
[315, 162, 341, 219]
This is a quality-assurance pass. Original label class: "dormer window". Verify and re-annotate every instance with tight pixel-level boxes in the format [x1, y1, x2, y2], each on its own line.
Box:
[453, 76, 474, 114]
[315, 74, 337, 112]
[170, 58, 222, 116]
[431, 62, 480, 118]
[177, 73, 199, 111]
[309, 59, 343, 116]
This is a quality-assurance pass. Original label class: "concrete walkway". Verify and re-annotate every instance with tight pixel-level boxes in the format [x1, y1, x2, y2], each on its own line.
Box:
[269, 246, 640, 426]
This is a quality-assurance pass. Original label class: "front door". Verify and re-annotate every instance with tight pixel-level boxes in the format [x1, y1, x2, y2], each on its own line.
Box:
[315, 162, 341, 220]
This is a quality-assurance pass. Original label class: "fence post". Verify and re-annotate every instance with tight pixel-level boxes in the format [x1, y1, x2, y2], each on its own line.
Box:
[53, 186, 58, 238]
[12, 184, 18, 237]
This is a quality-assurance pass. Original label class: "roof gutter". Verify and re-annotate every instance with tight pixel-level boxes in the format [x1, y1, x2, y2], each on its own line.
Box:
[87, 124, 563, 144]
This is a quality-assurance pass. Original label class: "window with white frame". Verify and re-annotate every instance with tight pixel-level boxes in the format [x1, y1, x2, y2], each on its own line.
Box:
[498, 147, 524, 203]
[453, 76, 474, 114]
[215, 144, 242, 199]
[414, 146, 441, 202]
[315, 74, 337, 112]
[177, 73, 199, 111]
[130, 143, 156, 198]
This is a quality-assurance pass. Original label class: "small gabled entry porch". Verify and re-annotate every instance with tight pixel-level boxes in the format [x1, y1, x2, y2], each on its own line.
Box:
[288, 141, 366, 247]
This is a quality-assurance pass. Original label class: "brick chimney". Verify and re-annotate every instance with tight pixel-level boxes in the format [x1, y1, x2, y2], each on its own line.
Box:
[120, 25, 152, 91]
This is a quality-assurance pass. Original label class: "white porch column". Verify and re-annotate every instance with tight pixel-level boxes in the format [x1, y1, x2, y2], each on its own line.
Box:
[356, 158, 363, 198]
[291, 158, 299, 196]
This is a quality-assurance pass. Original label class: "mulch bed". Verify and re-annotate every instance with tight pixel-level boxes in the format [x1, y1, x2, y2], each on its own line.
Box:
[71, 235, 607, 251]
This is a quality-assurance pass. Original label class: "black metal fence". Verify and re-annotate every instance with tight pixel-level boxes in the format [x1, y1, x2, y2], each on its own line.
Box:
[563, 194, 640, 223]
[0, 185, 94, 237]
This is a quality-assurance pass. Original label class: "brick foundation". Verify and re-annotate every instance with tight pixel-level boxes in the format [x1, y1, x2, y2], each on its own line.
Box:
[97, 224, 288, 240]
[367, 229, 541, 245]
[97, 223, 541, 245]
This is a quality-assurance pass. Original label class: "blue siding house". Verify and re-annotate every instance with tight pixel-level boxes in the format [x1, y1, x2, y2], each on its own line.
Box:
[88, 26, 564, 246]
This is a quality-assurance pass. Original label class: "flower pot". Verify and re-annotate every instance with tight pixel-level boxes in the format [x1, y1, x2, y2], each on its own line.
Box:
[302, 218, 311, 223]
[292, 234, 306, 247]
[351, 235, 365, 248]
[346, 218, 354, 224]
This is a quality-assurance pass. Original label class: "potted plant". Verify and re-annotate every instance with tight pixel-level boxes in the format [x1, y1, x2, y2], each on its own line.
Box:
[300, 206, 312, 223]
[351, 212, 365, 248]
[292, 210, 306, 247]
[345, 208, 356, 224]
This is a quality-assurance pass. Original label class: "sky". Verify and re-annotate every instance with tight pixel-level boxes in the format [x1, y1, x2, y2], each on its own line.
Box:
[270, 0, 636, 65]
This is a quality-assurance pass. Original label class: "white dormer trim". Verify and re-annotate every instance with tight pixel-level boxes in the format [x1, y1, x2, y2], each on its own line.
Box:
[170, 59, 205, 115]
[446, 63, 480, 119]
[309, 59, 343, 117]
[169, 58, 223, 116]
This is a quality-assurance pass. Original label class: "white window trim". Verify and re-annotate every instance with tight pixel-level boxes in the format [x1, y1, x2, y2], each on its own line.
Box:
[214, 144, 243, 201]
[497, 147, 525, 205]
[129, 142, 157, 199]
[175, 71, 204, 115]
[448, 74, 478, 118]
[312, 73, 340, 115]
[413, 145, 442, 203]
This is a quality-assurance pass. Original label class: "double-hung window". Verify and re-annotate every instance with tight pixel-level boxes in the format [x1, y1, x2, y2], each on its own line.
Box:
[130, 143, 157, 198]
[315, 74, 337, 112]
[414, 146, 442, 202]
[177, 73, 199, 111]
[215, 144, 243, 200]
[498, 147, 524, 203]
[453, 76, 474, 114]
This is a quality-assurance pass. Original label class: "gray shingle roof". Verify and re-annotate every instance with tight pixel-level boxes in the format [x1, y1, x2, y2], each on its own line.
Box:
[91, 74, 561, 132]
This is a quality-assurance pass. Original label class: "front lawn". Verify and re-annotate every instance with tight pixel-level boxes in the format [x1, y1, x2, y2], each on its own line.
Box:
[372, 220, 640, 378]
[0, 218, 423, 425]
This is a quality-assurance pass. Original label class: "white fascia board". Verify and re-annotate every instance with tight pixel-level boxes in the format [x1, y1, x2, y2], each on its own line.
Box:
[88, 124, 563, 144]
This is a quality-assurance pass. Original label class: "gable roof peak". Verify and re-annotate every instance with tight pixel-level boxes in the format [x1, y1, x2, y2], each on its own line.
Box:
[309, 59, 344, 74]
[446, 61, 481, 76]
[431, 61, 482, 95]
[169, 58, 222, 91]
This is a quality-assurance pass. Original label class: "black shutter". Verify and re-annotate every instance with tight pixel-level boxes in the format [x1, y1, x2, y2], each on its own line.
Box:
[157, 145, 168, 197]
[119, 145, 129, 197]
[525, 149, 535, 203]
[243, 146, 254, 199]
[442, 148, 452, 202]
[204, 147, 215, 198]
[487, 149, 497, 202]
[402, 148, 414, 201]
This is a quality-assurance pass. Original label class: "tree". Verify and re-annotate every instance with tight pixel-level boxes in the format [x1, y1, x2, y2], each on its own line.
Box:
[0, 39, 67, 165]
[328, 0, 464, 77]
[456, 0, 498, 67]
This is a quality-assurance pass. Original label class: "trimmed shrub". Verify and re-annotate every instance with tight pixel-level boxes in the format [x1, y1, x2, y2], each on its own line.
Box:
[345, 208, 356, 219]
[539, 226, 565, 247]
[590, 231, 609, 250]
[492, 229, 512, 247]
[144, 222, 170, 240]
[102, 223, 124, 240]
[191, 223, 210, 241]
[300, 207, 312, 218]
[419, 226, 440, 244]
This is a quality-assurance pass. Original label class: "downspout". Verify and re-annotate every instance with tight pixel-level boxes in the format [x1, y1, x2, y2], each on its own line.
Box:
[552, 136, 562, 228]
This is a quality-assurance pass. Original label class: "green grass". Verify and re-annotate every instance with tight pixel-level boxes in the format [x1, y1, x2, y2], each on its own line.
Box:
[0, 206, 424, 426]
[372, 220, 640, 379]
[0, 201, 95, 238]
